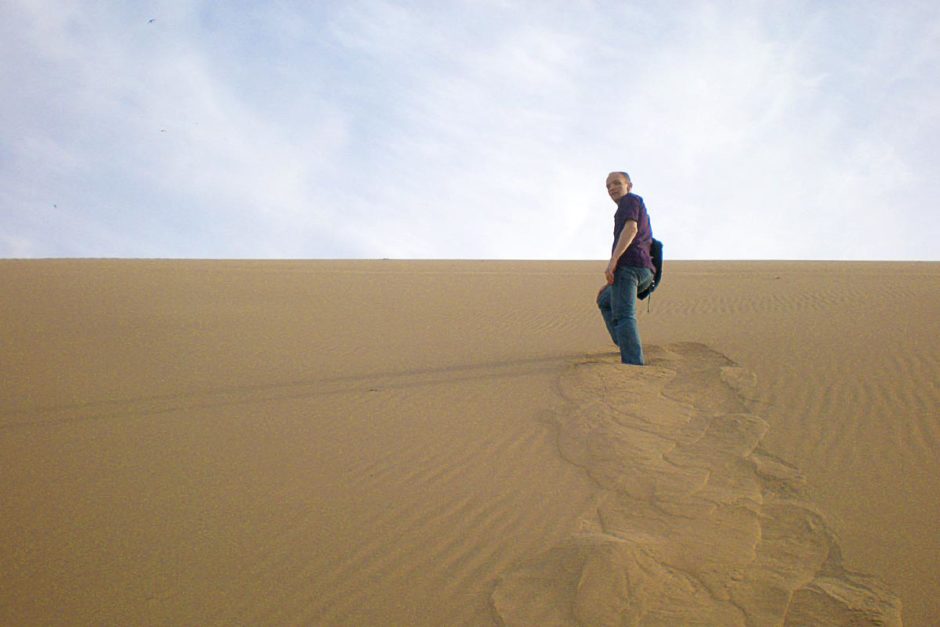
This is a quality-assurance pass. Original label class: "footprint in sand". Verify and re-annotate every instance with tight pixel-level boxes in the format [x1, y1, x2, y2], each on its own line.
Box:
[492, 343, 902, 626]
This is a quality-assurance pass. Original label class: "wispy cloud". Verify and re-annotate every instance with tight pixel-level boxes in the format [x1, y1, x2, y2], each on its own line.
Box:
[2, 0, 938, 259]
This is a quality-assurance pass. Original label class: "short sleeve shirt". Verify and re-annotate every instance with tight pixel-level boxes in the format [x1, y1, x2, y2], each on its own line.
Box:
[612, 193, 654, 272]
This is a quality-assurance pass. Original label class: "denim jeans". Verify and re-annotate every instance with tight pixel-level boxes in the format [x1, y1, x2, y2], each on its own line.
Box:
[597, 266, 653, 365]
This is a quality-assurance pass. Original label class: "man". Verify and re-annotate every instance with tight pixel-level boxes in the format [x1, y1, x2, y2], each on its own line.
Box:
[596, 171, 655, 365]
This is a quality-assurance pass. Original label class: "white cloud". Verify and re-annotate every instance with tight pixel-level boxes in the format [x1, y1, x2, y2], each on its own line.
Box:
[2, 0, 938, 259]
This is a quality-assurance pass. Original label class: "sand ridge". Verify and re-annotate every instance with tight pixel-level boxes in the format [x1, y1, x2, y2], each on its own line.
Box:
[492, 343, 902, 625]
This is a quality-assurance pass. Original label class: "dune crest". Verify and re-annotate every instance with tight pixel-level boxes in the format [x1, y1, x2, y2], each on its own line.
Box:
[492, 343, 901, 626]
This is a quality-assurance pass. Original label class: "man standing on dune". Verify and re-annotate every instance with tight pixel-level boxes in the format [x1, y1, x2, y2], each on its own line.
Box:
[596, 171, 655, 365]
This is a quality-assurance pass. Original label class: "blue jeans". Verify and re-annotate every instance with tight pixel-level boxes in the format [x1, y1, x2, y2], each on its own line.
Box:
[597, 266, 653, 365]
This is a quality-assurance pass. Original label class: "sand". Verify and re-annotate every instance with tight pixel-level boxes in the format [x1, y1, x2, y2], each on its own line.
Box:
[2, 259, 937, 625]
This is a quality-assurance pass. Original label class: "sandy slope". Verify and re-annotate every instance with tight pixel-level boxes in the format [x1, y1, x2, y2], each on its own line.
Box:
[1, 259, 937, 625]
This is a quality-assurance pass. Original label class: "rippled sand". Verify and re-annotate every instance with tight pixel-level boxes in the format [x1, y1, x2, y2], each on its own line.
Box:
[2, 260, 937, 624]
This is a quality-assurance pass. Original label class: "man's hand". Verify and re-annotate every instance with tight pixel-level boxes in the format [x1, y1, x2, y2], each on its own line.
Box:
[605, 260, 616, 285]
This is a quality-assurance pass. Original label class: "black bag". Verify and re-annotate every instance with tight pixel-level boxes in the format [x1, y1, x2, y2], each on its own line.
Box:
[637, 238, 663, 300]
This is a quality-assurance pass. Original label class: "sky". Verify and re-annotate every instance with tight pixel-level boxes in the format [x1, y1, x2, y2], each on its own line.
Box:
[3, 0, 939, 260]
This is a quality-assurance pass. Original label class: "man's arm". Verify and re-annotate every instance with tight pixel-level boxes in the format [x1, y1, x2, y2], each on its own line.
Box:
[605, 220, 638, 284]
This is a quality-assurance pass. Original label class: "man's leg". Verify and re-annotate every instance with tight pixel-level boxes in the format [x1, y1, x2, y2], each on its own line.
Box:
[637, 269, 653, 297]
[596, 285, 618, 346]
[610, 267, 648, 365]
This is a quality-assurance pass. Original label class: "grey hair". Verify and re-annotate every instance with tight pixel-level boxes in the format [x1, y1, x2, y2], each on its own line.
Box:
[609, 171, 632, 190]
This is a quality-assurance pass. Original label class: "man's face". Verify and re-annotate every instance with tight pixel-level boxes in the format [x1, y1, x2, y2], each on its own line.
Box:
[606, 173, 630, 203]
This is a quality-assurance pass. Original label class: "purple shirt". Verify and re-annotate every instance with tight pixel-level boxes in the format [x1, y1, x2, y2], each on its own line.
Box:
[612, 192, 654, 272]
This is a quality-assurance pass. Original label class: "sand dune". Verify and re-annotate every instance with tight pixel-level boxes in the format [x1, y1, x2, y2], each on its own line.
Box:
[495, 344, 900, 625]
[2, 260, 938, 625]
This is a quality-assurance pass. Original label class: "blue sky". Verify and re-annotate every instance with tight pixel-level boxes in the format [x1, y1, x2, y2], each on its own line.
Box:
[3, 1, 939, 260]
